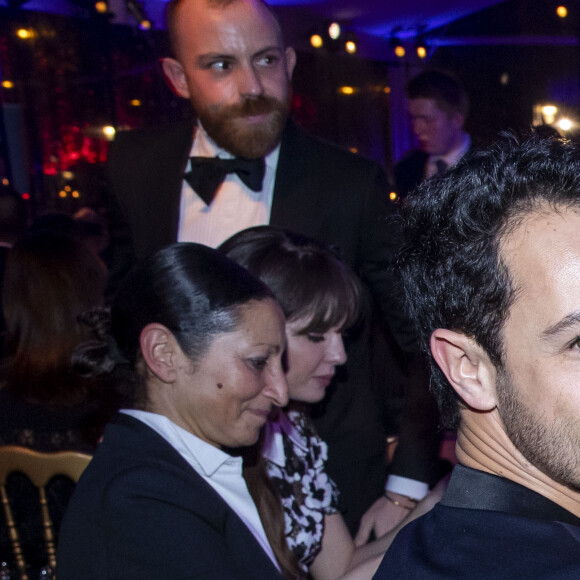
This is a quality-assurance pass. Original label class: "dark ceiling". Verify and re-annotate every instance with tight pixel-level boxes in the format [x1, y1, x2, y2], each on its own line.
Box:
[5, 0, 509, 61]
[268, 0, 505, 37]
[13, 0, 506, 38]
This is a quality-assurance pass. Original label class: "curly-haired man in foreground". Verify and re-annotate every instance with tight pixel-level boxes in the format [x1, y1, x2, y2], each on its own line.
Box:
[375, 134, 580, 578]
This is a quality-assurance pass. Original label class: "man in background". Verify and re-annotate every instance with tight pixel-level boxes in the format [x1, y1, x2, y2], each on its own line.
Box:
[104, 0, 442, 534]
[375, 134, 580, 577]
[394, 69, 470, 198]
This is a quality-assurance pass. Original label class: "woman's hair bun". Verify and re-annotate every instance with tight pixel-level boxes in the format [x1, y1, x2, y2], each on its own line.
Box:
[73, 308, 119, 376]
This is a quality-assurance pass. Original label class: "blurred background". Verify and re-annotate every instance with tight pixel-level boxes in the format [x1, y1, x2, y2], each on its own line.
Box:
[0, 0, 578, 217]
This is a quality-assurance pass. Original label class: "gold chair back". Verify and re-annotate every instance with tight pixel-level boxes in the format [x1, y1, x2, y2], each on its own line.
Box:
[0, 446, 92, 580]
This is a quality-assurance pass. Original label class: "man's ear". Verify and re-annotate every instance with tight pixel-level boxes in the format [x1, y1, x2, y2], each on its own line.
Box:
[160, 57, 190, 99]
[430, 328, 497, 411]
[139, 323, 180, 384]
[285, 46, 296, 80]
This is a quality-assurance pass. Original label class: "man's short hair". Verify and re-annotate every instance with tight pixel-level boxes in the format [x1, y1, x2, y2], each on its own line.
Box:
[165, 0, 283, 59]
[406, 70, 469, 118]
[398, 134, 580, 427]
[165, 0, 230, 58]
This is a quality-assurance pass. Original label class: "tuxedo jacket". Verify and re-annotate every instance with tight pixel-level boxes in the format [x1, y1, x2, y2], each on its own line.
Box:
[103, 118, 442, 530]
[374, 465, 580, 579]
[394, 147, 473, 199]
[393, 149, 429, 199]
[57, 413, 282, 579]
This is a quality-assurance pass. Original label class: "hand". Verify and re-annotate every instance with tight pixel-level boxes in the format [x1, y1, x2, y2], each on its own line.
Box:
[408, 474, 450, 519]
[353, 493, 411, 547]
[337, 554, 383, 580]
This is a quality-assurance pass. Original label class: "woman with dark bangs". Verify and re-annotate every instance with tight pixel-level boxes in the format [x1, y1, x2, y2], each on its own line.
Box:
[221, 227, 436, 580]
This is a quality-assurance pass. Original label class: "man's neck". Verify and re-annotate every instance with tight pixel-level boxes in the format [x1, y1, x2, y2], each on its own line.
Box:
[455, 409, 580, 518]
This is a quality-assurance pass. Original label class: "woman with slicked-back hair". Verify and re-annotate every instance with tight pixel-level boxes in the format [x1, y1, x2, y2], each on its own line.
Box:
[58, 242, 291, 579]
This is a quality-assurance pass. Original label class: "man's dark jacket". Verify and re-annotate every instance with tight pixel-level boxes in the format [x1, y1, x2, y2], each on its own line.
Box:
[374, 465, 580, 579]
[394, 150, 429, 199]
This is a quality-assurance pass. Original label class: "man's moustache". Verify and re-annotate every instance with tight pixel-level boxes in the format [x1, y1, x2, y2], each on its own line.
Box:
[229, 96, 283, 117]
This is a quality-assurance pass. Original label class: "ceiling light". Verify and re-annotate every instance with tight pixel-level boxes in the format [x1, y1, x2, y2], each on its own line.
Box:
[328, 22, 341, 40]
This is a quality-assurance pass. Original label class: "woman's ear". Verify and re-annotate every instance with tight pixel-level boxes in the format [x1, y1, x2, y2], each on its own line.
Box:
[139, 323, 179, 383]
[430, 328, 497, 411]
[160, 57, 190, 99]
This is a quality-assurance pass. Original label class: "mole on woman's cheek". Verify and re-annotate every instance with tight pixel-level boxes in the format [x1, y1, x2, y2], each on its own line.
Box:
[217, 383, 223, 389]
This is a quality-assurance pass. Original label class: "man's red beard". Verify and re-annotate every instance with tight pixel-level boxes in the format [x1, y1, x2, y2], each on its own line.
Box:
[196, 94, 290, 159]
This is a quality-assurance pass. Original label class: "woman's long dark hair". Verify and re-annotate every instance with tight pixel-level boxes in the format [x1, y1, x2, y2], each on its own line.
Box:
[1, 233, 107, 404]
[242, 429, 306, 579]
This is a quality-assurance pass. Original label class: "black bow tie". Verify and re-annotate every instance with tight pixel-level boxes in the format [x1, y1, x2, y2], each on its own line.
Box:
[184, 156, 266, 206]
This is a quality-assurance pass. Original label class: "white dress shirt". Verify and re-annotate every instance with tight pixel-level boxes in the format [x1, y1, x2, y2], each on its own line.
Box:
[120, 409, 280, 570]
[177, 122, 280, 248]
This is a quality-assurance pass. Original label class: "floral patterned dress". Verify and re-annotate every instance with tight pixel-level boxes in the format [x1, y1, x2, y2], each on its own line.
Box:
[263, 409, 340, 573]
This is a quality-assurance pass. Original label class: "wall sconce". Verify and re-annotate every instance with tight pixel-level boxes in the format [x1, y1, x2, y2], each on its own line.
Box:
[391, 37, 405, 58]
[416, 37, 427, 59]
[310, 32, 324, 49]
[345, 32, 358, 54]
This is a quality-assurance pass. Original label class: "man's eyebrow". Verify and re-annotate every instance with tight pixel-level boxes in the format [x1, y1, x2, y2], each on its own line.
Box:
[196, 46, 281, 64]
[253, 46, 283, 58]
[541, 311, 580, 340]
[196, 52, 235, 63]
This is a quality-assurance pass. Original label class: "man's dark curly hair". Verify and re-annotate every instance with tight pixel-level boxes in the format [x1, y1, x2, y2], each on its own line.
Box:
[398, 133, 580, 428]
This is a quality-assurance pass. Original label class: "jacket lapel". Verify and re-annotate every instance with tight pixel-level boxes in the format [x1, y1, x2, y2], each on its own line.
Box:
[270, 121, 321, 235]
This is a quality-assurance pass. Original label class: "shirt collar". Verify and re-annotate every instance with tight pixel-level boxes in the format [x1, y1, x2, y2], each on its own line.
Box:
[120, 409, 237, 477]
[429, 132, 471, 169]
[442, 465, 580, 526]
[262, 410, 307, 466]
